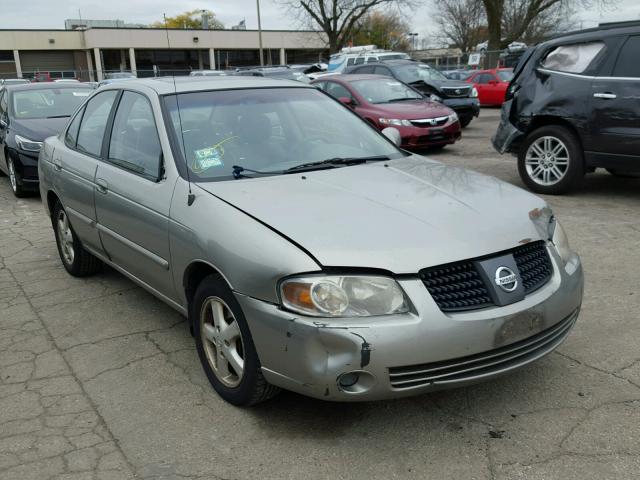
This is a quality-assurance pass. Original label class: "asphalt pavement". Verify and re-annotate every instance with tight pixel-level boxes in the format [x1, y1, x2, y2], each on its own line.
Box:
[1, 108, 639, 480]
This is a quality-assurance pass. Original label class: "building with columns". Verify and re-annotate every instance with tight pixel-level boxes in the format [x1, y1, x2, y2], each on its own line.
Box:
[0, 27, 328, 81]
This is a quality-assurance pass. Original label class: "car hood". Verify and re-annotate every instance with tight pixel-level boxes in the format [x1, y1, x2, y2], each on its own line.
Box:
[371, 101, 453, 118]
[12, 117, 70, 141]
[197, 156, 549, 273]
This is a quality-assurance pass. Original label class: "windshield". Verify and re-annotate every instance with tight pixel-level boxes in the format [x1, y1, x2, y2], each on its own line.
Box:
[163, 87, 403, 181]
[497, 70, 514, 82]
[351, 79, 422, 103]
[394, 64, 447, 83]
[11, 88, 91, 119]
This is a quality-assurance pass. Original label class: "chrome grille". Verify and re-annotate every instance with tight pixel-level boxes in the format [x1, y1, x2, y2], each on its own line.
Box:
[410, 116, 449, 128]
[441, 86, 471, 98]
[420, 241, 553, 312]
[388, 311, 577, 389]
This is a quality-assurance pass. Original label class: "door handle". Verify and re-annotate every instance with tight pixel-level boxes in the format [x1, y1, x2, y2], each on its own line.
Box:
[52, 159, 62, 171]
[95, 178, 108, 194]
[593, 92, 617, 99]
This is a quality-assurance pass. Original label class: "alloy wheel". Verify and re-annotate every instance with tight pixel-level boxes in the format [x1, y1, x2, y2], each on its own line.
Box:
[200, 296, 245, 388]
[525, 136, 570, 186]
[56, 210, 75, 265]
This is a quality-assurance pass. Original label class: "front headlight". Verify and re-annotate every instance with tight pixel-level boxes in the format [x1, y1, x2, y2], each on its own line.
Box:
[550, 219, 572, 265]
[280, 275, 410, 317]
[449, 112, 459, 123]
[15, 134, 43, 153]
[470, 87, 478, 98]
[429, 94, 442, 103]
[379, 118, 412, 127]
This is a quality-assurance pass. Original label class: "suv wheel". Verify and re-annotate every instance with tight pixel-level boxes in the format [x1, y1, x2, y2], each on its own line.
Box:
[518, 125, 584, 195]
[459, 116, 473, 128]
[52, 201, 102, 276]
[192, 274, 279, 406]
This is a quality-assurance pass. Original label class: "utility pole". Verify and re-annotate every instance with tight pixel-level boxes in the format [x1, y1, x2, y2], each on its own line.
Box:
[256, 0, 264, 66]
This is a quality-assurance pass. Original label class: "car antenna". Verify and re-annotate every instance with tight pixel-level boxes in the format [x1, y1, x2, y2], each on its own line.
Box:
[163, 14, 195, 206]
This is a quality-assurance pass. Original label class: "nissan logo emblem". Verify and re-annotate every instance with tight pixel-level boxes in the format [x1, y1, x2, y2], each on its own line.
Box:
[495, 266, 518, 292]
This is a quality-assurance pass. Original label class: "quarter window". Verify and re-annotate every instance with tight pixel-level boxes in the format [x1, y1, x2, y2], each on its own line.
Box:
[76, 90, 118, 157]
[612, 36, 640, 78]
[108, 91, 162, 179]
[65, 107, 84, 148]
[354, 57, 365, 65]
[541, 41, 605, 74]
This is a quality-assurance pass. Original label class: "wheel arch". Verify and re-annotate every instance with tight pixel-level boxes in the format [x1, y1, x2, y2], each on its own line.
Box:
[183, 260, 232, 309]
[526, 115, 584, 152]
[46, 190, 61, 219]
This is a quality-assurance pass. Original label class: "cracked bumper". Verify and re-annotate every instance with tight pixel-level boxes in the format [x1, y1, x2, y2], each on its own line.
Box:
[236, 245, 583, 401]
[492, 99, 524, 154]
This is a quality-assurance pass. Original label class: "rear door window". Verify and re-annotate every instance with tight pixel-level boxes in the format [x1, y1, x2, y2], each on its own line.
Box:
[541, 41, 605, 73]
[76, 90, 118, 157]
[354, 58, 365, 65]
[612, 36, 640, 77]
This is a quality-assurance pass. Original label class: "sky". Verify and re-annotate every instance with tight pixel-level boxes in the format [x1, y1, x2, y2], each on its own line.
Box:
[1, 0, 639, 46]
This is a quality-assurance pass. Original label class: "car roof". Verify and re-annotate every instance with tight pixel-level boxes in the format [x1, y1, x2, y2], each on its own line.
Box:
[98, 76, 312, 95]
[541, 21, 640, 48]
[5, 82, 93, 92]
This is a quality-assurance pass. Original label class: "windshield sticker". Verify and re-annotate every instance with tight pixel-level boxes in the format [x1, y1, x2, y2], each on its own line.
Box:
[72, 92, 90, 96]
[191, 136, 238, 174]
[386, 81, 401, 86]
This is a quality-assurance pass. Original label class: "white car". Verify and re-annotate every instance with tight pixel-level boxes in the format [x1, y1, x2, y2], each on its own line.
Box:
[327, 45, 410, 74]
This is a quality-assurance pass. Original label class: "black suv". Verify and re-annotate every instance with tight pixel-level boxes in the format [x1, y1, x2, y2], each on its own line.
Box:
[493, 21, 640, 194]
[346, 59, 480, 127]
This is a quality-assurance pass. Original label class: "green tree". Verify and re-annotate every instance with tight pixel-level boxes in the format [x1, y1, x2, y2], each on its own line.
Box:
[351, 11, 412, 50]
[151, 9, 224, 29]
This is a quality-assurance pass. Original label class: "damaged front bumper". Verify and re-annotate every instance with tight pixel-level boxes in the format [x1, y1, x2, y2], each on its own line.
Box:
[492, 99, 525, 154]
[236, 245, 583, 401]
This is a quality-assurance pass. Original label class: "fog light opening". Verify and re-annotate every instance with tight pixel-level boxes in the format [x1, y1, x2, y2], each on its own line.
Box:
[336, 370, 376, 394]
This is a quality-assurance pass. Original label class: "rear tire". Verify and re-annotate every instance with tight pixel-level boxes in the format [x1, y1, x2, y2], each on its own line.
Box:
[52, 201, 102, 277]
[192, 274, 279, 406]
[518, 125, 584, 195]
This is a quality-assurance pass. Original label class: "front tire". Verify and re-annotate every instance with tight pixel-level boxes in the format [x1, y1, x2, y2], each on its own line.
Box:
[192, 274, 279, 406]
[518, 125, 584, 195]
[459, 116, 473, 128]
[7, 157, 28, 198]
[52, 201, 102, 276]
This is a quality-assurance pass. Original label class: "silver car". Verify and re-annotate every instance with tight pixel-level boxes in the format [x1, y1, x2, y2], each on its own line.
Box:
[38, 77, 584, 405]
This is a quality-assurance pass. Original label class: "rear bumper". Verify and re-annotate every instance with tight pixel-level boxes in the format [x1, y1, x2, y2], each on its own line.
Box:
[237, 245, 583, 401]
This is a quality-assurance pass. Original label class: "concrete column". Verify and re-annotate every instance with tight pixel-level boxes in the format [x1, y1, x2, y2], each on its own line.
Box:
[198, 50, 204, 70]
[120, 49, 127, 71]
[86, 50, 95, 82]
[279, 48, 286, 66]
[13, 50, 22, 78]
[129, 48, 137, 77]
[209, 48, 215, 70]
[94, 48, 103, 82]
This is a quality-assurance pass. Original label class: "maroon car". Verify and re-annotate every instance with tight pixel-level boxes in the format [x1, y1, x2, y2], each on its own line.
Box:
[312, 74, 461, 150]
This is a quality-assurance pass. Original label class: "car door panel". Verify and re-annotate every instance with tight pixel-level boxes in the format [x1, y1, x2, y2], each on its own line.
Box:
[589, 35, 640, 163]
[0, 90, 8, 172]
[93, 90, 175, 298]
[94, 163, 176, 297]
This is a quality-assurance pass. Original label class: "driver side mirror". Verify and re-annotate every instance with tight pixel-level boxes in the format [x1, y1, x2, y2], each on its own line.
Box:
[338, 96, 355, 107]
[382, 127, 402, 147]
[0, 113, 7, 129]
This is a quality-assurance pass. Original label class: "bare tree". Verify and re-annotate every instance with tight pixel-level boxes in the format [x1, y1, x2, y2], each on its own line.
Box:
[502, 0, 577, 44]
[277, 0, 416, 53]
[433, 0, 486, 52]
[482, 0, 618, 50]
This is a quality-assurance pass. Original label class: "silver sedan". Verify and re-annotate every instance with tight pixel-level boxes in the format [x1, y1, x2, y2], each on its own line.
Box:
[38, 76, 583, 405]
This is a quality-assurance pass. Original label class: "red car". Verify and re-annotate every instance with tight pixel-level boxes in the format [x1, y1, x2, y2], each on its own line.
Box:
[466, 68, 513, 106]
[312, 74, 461, 150]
